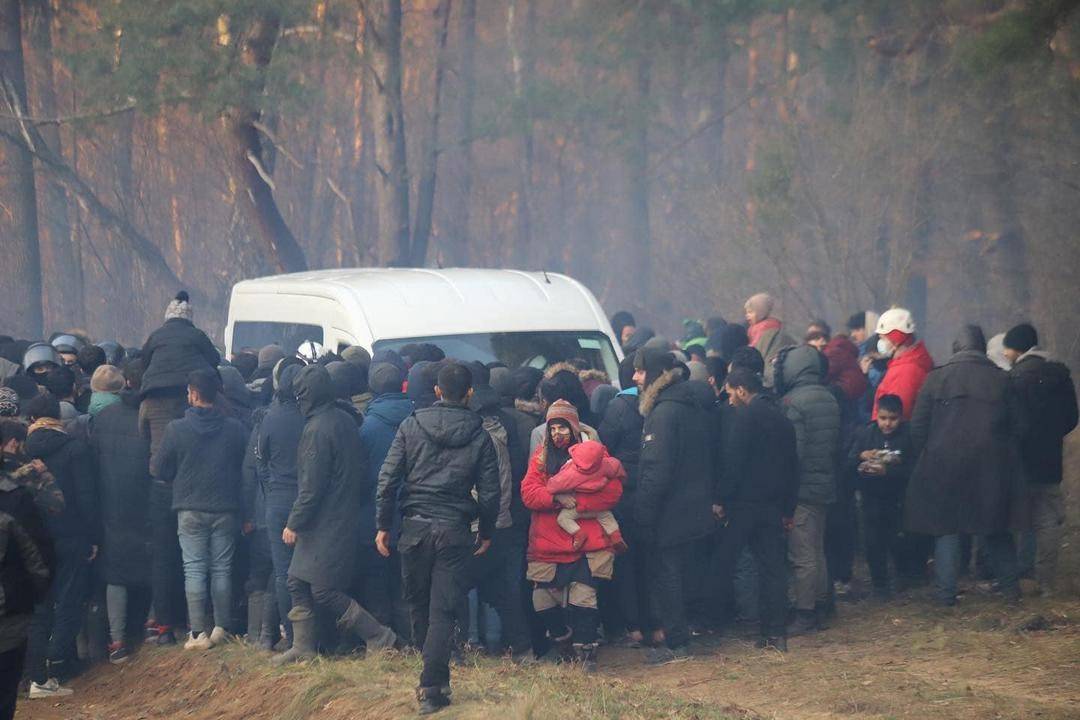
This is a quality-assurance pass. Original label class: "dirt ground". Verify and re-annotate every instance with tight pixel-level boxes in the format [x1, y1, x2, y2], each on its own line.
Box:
[16, 436, 1080, 720]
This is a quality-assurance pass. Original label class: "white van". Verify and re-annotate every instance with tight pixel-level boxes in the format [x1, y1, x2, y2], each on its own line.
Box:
[224, 268, 623, 380]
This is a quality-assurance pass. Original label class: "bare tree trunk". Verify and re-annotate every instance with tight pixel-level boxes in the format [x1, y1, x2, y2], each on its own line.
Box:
[365, 0, 410, 266]
[449, 0, 477, 266]
[507, 0, 534, 268]
[625, 52, 652, 312]
[410, 0, 452, 267]
[225, 14, 307, 274]
[25, 0, 79, 327]
[0, 0, 43, 337]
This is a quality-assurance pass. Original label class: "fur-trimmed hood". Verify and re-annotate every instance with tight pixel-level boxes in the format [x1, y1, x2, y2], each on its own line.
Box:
[639, 368, 684, 416]
[544, 361, 581, 379]
[578, 368, 610, 385]
[515, 398, 546, 418]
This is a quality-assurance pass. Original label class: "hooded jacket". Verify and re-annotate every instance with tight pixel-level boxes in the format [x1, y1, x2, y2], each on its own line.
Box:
[25, 423, 99, 543]
[778, 345, 841, 505]
[471, 383, 529, 533]
[720, 393, 799, 516]
[286, 365, 370, 589]
[139, 318, 220, 396]
[545, 441, 626, 495]
[0, 484, 51, 653]
[256, 366, 306, 501]
[1009, 350, 1078, 485]
[597, 389, 643, 518]
[824, 335, 868, 402]
[357, 392, 414, 545]
[873, 340, 933, 421]
[152, 405, 247, 514]
[376, 401, 500, 538]
[634, 369, 715, 547]
[91, 390, 151, 585]
[905, 345, 1027, 536]
[749, 318, 795, 388]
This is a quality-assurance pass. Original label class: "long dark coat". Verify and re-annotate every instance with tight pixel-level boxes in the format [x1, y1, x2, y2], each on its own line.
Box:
[904, 351, 1028, 536]
[91, 391, 152, 586]
[287, 365, 370, 590]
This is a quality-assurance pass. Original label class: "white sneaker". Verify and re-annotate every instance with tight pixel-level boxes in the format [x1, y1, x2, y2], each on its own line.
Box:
[208, 626, 231, 646]
[28, 678, 73, 699]
[184, 631, 213, 651]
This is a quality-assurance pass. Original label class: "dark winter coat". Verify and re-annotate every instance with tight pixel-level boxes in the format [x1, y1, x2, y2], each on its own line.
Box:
[25, 424, 99, 544]
[256, 394, 305, 499]
[1009, 351, 1078, 485]
[905, 349, 1028, 536]
[139, 318, 220, 396]
[471, 384, 529, 537]
[376, 401, 500, 538]
[720, 394, 799, 516]
[598, 390, 643, 520]
[286, 365, 370, 590]
[358, 392, 414, 546]
[152, 406, 247, 515]
[634, 369, 715, 548]
[91, 391, 151, 586]
[0, 480, 52, 653]
[846, 421, 913, 496]
[777, 346, 841, 506]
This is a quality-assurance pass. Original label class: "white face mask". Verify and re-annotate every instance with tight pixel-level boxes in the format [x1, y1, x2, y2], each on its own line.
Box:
[877, 337, 896, 357]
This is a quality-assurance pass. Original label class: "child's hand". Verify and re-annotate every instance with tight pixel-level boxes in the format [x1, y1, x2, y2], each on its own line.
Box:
[554, 493, 576, 509]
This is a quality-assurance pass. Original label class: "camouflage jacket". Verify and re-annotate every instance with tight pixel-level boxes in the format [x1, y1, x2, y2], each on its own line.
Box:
[0, 461, 65, 517]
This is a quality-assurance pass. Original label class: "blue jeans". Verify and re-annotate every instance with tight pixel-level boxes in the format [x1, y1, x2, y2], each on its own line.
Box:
[27, 536, 91, 682]
[265, 492, 296, 643]
[935, 533, 1019, 605]
[177, 511, 237, 634]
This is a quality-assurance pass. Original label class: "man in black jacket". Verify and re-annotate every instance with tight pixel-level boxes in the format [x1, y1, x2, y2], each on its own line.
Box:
[633, 348, 715, 665]
[139, 291, 219, 646]
[1003, 323, 1079, 594]
[376, 363, 500, 715]
[23, 393, 98, 693]
[152, 369, 246, 650]
[715, 369, 799, 650]
[273, 365, 396, 666]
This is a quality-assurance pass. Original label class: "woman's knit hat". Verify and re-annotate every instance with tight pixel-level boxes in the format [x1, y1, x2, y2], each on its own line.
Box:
[90, 364, 125, 393]
[165, 291, 193, 321]
[545, 399, 581, 438]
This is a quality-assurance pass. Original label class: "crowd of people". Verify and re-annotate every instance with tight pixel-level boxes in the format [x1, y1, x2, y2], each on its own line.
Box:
[0, 289, 1075, 716]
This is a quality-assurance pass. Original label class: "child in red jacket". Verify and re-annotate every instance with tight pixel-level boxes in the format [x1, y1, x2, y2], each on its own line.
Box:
[545, 440, 628, 553]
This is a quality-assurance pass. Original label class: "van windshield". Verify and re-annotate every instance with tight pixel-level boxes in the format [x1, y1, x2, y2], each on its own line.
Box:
[373, 331, 620, 382]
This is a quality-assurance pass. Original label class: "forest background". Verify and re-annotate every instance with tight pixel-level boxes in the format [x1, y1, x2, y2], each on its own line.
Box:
[1, 0, 1079, 370]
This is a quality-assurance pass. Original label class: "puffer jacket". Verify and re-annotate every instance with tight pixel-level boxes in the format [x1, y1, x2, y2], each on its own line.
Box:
[376, 401, 500, 538]
[905, 347, 1027, 536]
[634, 369, 715, 547]
[873, 341, 933, 421]
[139, 318, 220, 396]
[1009, 350, 1078, 485]
[287, 365, 370, 590]
[778, 345, 841, 505]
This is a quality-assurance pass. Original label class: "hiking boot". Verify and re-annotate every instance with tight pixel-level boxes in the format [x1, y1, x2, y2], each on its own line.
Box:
[28, 678, 73, 699]
[786, 610, 817, 637]
[337, 599, 398, 651]
[246, 591, 267, 643]
[755, 636, 787, 652]
[645, 645, 690, 666]
[571, 642, 598, 672]
[208, 626, 231, 646]
[108, 642, 130, 665]
[271, 608, 316, 666]
[184, 632, 213, 651]
[416, 686, 451, 715]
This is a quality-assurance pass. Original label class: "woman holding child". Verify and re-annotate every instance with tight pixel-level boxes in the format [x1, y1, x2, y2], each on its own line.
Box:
[520, 400, 624, 670]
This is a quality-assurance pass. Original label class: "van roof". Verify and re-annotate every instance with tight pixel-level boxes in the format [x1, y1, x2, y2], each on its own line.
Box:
[230, 268, 612, 341]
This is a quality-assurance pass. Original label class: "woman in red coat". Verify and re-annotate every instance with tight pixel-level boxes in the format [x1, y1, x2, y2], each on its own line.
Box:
[521, 400, 622, 669]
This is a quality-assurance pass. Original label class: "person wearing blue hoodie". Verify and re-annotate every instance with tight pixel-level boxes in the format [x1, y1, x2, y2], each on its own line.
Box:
[355, 362, 413, 640]
[152, 369, 247, 651]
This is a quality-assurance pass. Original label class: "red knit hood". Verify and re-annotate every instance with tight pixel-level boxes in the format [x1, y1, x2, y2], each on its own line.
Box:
[568, 440, 606, 474]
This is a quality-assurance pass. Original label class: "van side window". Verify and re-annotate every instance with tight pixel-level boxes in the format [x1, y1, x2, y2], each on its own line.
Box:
[233, 322, 323, 354]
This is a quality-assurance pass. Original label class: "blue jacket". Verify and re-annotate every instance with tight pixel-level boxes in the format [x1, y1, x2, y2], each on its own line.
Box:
[358, 393, 413, 545]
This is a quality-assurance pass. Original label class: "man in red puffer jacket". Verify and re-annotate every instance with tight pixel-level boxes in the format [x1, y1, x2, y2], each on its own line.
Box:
[872, 308, 934, 421]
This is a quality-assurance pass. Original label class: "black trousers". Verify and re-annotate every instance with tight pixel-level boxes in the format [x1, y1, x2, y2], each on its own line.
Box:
[0, 642, 25, 720]
[826, 474, 857, 584]
[646, 541, 692, 649]
[399, 517, 473, 689]
[354, 545, 410, 642]
[713, 503, 788, 638]
[287, 576, 352, 620]
[468, 528, 531, 654]
[150, 481, 185, 628]
[861, 489, 901, 589]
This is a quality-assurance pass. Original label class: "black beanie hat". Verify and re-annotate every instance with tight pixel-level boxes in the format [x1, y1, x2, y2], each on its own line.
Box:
[634, 347, 675, 383]
[1003, 323, 1038, 353]
[369, 362, 405, 395]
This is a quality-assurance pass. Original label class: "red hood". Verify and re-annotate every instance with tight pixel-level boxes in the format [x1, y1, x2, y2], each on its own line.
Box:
[825, 335, 859, 363]
[568, 441, 606, 474]
[890, 340, 934, 373]
[748, 317, 782, 346]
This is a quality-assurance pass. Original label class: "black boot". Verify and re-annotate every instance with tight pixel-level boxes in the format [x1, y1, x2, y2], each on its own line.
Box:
[416, 686, 451, 715]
